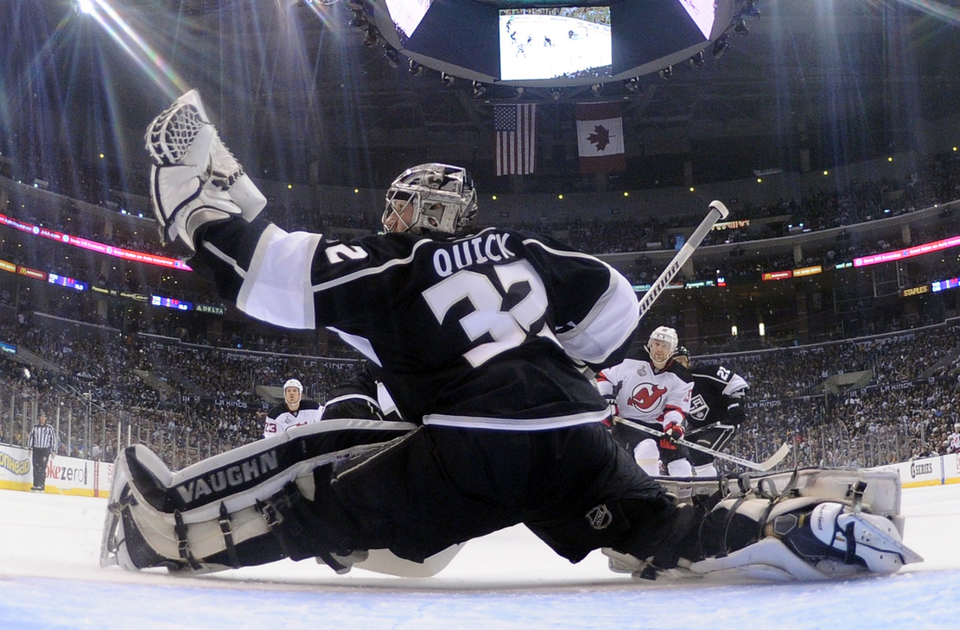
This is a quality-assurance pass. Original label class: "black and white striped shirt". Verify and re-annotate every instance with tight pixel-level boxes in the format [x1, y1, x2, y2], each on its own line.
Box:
[28, 423, 59, 451]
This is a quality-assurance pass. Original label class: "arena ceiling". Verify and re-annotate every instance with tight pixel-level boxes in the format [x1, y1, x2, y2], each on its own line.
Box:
[5, 1, 960, 190]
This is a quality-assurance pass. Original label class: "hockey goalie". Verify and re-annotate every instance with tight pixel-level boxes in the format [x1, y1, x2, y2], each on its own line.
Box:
[103, 88, 921, 583]
[101, 419, 922, 582]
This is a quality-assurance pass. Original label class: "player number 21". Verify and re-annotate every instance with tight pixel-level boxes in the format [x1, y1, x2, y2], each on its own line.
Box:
[422, 260, 552, 367]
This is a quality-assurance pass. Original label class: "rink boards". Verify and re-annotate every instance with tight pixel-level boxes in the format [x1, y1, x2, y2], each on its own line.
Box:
[0, 443, 113, 497]
[872, 452, 960, 488]
[1, 440, 956, 496]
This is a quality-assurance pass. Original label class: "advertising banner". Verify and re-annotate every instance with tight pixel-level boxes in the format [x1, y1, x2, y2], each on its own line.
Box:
[0, 443, 112, 497]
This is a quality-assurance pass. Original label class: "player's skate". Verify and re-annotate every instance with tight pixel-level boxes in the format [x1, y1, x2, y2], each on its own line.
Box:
[648, 469, 924, 582]
[145, 90, 266, 250]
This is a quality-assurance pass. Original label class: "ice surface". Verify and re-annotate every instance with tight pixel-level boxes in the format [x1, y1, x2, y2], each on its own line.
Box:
[1, 484, 957, 629]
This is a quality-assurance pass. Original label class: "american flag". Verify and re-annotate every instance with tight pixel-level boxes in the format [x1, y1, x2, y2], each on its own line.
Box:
[494, 103, 536, 176]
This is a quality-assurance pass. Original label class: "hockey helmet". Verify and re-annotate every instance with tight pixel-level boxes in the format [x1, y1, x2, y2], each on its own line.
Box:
[673, 345, 690, 368]
[283, 378, 303, 406]
[383, 163, 478, 234]
[646, 326, 679, 369]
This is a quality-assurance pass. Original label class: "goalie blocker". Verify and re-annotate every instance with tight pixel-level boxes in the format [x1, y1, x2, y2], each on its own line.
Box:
[100, 418, 463, 577]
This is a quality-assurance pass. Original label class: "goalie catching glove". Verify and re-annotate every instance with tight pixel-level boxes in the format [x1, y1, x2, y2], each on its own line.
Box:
[145, 89, 267, 251]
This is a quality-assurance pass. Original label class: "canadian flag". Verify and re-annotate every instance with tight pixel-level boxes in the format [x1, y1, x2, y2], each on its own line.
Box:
[576, 101, 626, 174]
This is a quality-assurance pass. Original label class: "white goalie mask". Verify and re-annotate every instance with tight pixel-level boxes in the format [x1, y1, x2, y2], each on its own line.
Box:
[646, 326, 679, 369]
[382, 163, 478, 234]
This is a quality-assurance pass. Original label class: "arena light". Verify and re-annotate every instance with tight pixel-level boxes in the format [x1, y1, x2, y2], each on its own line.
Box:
[71, 0, 189, 99]
[712, 34, 730, 58]
[382, 46, 400, 69]
[348, 10, 368, 30]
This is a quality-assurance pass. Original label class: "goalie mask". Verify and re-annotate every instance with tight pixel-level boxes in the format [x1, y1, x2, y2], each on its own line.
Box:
[383, 163, 478, 234]
[646, 326, 678, 370]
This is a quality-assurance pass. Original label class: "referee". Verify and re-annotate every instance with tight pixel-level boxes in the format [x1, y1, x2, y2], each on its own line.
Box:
[27, 412, 58, 492]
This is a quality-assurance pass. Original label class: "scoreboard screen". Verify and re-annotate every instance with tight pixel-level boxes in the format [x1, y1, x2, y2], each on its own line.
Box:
[151, 295, 194, 311]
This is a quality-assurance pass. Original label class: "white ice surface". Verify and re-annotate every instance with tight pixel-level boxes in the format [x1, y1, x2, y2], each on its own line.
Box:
[1, 484, 958, 629]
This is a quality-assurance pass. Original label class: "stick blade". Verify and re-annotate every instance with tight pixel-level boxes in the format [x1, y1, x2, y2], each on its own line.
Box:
[757, 443, 791, 471]
[709, 200, 730, 220]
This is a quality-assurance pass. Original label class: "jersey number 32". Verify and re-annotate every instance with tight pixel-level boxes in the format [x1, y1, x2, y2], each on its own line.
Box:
[422, 260, 553, 367]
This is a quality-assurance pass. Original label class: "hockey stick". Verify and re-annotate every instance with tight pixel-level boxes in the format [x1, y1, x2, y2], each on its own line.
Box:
[613, 416, 791, 472]
[638, 200, 729, 321]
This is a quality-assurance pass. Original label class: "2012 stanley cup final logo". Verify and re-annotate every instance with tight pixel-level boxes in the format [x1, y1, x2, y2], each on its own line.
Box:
[627, 383, 668, 413]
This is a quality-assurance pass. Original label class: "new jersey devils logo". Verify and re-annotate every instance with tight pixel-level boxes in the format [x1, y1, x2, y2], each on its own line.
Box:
[628, 383, 668, 411]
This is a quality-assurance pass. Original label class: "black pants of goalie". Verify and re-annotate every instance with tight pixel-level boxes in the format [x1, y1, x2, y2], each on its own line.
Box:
[294, 423, 686, 565]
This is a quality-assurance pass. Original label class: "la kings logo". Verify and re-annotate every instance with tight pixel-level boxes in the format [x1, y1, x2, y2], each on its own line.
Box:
[586, 504, 613, 530]
[688, 393, 709, 423]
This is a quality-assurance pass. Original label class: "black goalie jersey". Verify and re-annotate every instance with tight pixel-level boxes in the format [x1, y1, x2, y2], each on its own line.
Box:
[195, 219, 640, 430]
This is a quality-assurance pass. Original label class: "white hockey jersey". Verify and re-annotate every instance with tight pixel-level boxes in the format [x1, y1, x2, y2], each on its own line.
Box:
[263, 399, 323, 438]
[597, 351, 693, 430]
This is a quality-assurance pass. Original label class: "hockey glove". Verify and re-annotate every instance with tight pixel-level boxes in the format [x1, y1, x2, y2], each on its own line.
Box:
[603, 394, 619, 419]
[726, 403, 746, 426]
[659, 422, 685, 450]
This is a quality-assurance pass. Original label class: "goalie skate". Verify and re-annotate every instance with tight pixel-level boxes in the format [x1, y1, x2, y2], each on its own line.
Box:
[615, 468, 922, 583]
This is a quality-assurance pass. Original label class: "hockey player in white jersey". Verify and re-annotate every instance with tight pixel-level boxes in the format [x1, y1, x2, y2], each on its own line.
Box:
[597, 327, 694, 477]
[262, 379, 323, 438]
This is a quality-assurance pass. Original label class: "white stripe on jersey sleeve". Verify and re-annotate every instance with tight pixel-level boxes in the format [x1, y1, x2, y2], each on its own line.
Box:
[237, 224, 322, 329]
[722, 372, 750, 397]
[327, 326, 383, 366]
[554, 263, 639, 365]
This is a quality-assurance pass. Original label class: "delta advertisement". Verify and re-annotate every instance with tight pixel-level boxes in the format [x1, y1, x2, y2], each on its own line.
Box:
[0, 443, 113, 497]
